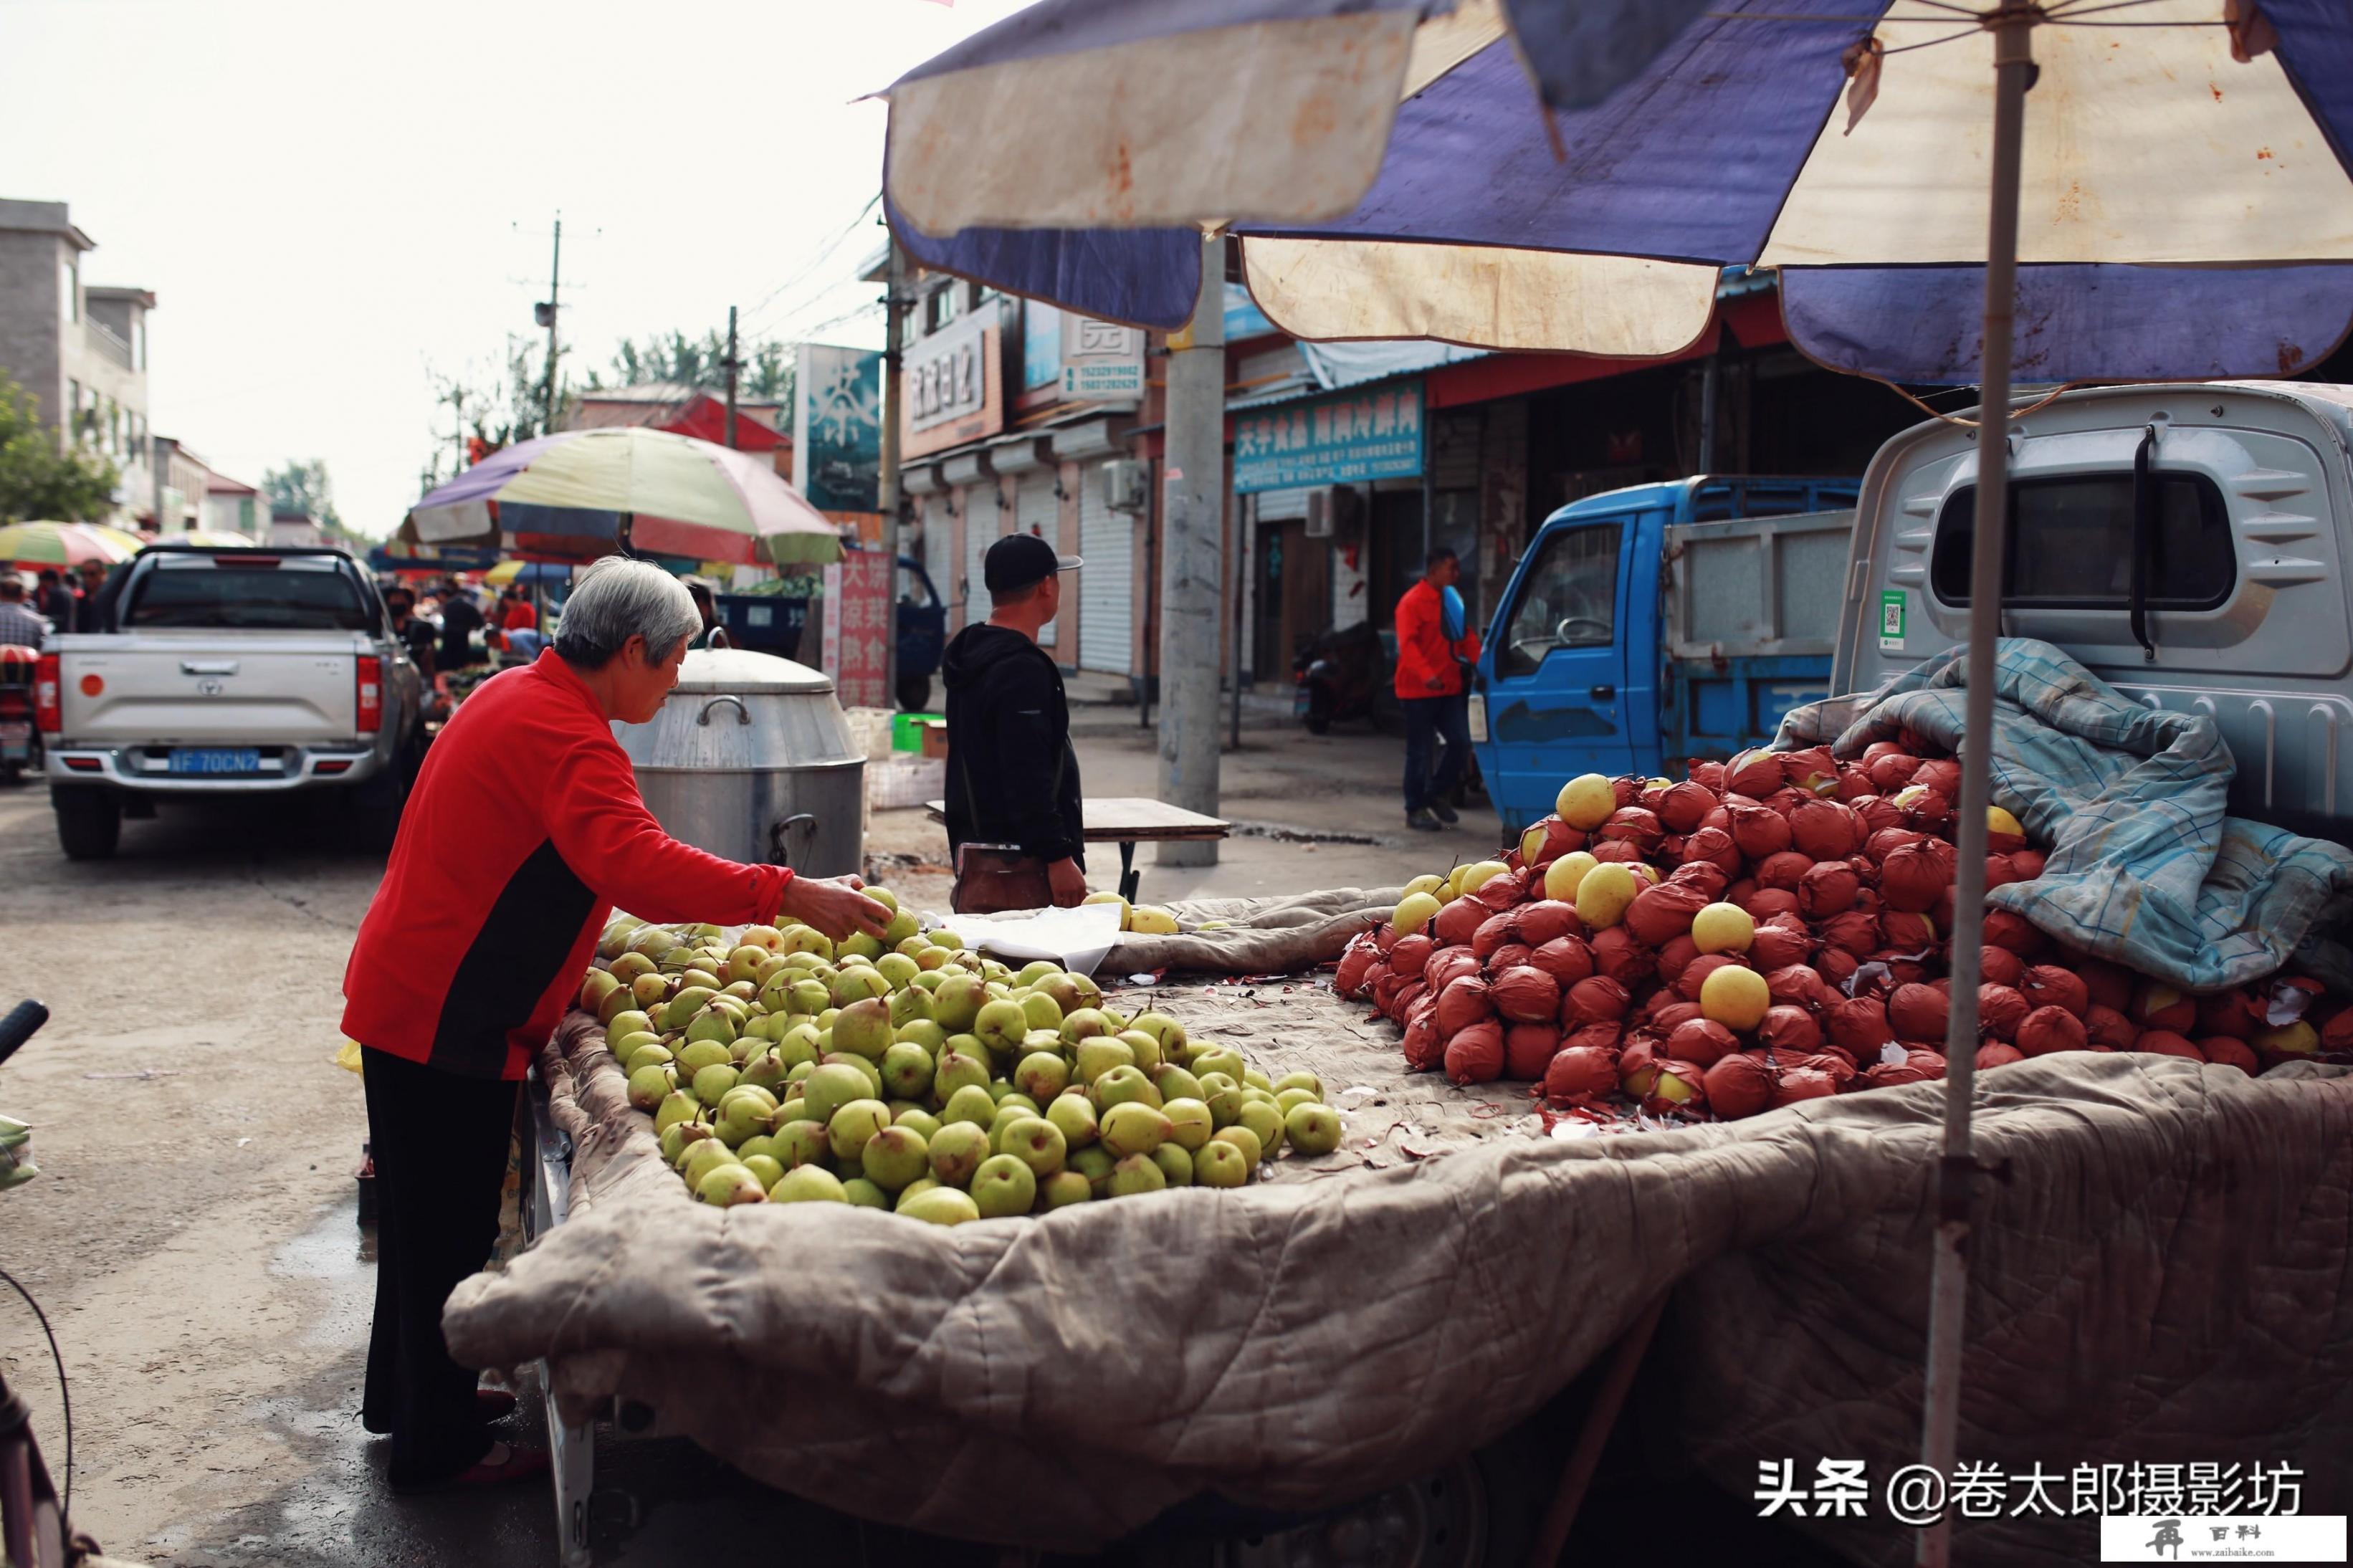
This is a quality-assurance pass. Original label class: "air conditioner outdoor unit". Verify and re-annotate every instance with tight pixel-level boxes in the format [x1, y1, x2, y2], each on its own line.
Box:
[1102, 459, 1149, 515]
[1302, 492, 1332, 538]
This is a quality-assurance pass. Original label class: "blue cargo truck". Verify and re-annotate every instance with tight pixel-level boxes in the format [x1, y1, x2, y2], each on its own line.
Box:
[1470, 476, 1861, 833]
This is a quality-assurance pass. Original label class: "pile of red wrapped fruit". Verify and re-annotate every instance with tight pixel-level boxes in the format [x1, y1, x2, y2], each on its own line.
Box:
[1335, 742, 2349, 1121]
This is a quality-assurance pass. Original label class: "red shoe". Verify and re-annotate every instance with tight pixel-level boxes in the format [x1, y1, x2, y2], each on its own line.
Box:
[394, 1440, 550, 1493]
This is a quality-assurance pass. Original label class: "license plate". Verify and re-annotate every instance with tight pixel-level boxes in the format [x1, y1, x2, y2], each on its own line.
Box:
[1466, 694, 1489, 743]
[169, 747, 260, 775]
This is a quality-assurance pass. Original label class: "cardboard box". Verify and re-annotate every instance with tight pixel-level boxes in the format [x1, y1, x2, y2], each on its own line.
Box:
[920, 719, 950, 760]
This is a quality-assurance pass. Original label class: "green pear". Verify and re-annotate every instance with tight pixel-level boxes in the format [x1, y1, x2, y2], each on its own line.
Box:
[1107, 1154, 1167, 1198]
[654, 1090, 702, 1134]
[1163, 1098, 1214, 1152]
[740, 1153, 786, 1192]
[992, 1092, 1041, 1119]
[1284, 1102, 1342, 1157]
[1202, 1078, 1246, 1129]
[875, 952, 921, 990]
[770, 1166, 848, 1203]
[753, 955, 792, 989]
[894, 1107, 941, 1142]
[660, 986, 718, 1031]
[1276, 1087, 1320, 1117]
[1046, 1094, 1099, 1151]
[941, 1084, 998, 1129]
[1274, 1071, 1323, 1098]
[773, 1119, 831, 1170]
[927, 1122, 991, 1187]
[841, 1177, 889, 1210]
[1150, 1144, 1193, 1187]
[836, 932, 884, 964]
[826, 1099, 892, 1163]
[658, 1123, 690, 1165]
[970, 1154, 1037, 1218]
[786, 978, 832, 1016]
[1153, 1064, 1206, 1104]
[897, 1186, 979, 1225]
[681, 1139, 738, 1188]
[775, 1024, 823, 1071]
[1094, 1065, 1161, 1112]
[627, 1064, 675, 1111]
[1074, 1036, 1135, 1086]
[1129, 1011, 1187, 1053]
[998, 1116, 1066, 1180]
[888, 986, 935, 1030]
[930, 975, 987, 1033]
[1016, 960, 1064, 987]
[932, 1048, 991, 1105]
[1194, 1139, 1251, 1188]
[881, 1042, 935, 1101]
[1039, 1170, 1092, 1210]
[691, 1063, 740, 1104]
[831, 997, 894, 1062]
[1018, 991, 1064, 1035]
[1014, 1051, 1069, 1102]
[861, 1125, 930, 1191]
[738, 1133, 778, 1165]
[1115, 1030, 1164, 1074]
[725, 945, 770, 984]
[631, 972, 672, 1009]
[884, 908, 920, 946]
[607, 1008, 654, 1042]
[1236, 1099, 1286, 1156]
[740, 1051, 787, 1092]
[973, 999, 1030, 1058]
[801, 1063, 872, 1126]
[1069, 1144, 1117, 1196]
[677, 1038, 732, 1079]
[831, 967, 890, 1009]
[778, 925, 834, 959]
[1192, 1048, 1246, 1084]
[1100, 1101, 1172, 1159]
[894, 1019, 947, 1054]
[821, 1052, 884, 1097]
[695, 1162, 767, 1205]
[1211, 1124, 1264, 1169]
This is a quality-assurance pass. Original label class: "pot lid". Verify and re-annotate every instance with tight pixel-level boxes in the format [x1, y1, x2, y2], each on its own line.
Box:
[666, 647, 835, 696]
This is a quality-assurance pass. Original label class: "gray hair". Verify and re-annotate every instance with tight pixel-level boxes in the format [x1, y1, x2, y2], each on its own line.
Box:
[555, 557, 702, 669]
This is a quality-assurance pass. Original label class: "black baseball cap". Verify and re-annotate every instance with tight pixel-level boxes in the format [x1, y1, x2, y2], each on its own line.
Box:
[984, 532, 1083, 593]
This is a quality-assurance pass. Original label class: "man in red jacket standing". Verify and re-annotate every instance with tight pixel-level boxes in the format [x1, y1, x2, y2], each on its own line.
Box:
[342, 556, 885, 1492]
[1393, 548, 1482, 832]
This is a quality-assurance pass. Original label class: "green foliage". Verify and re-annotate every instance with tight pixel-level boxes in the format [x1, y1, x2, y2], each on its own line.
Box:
[0, 379, 121, 523]
[587, 329, 794, 405]
[261, 459, 342, 529]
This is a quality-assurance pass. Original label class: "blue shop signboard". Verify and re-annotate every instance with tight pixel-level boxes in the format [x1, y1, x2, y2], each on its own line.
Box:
[1233, 380, 1424, 494]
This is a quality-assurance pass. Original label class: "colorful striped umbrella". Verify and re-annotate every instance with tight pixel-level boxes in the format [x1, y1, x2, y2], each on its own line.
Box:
[0, 520, 138, 570]
[405, 426, 844, 568]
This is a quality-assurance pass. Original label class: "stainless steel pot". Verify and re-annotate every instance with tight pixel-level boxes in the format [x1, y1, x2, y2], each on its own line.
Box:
[614, 648, 864, 876]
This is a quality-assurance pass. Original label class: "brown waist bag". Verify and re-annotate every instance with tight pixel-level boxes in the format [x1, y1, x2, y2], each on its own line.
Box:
[951, 843, 1054, 914]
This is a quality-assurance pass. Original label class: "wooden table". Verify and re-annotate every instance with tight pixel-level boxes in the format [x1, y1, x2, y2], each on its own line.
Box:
[923, 795, 1232, 903]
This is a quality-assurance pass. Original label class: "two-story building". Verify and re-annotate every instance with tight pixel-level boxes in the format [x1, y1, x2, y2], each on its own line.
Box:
[0, 199, 156, 528]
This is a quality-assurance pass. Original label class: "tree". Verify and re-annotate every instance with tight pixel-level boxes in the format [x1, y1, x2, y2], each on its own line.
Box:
[586, 329, 795, 407]
[262, 459, 342, 529]
[0, 379, 120, 523]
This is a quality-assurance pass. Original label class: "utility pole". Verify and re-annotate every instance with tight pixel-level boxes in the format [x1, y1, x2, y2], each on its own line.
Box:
[1156, 231, 1227, 866]
[723, 305, 742, 450]
[535, 214, 563, 436]
[879, 235, 907, 709]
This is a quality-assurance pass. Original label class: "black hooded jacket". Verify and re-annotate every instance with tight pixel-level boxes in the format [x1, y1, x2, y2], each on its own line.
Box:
[941, 623, 1084, 869]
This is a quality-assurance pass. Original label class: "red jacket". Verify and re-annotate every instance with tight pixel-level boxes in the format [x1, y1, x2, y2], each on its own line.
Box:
[342, 649, 793, 1080]
[1393, 579, 1481, 699]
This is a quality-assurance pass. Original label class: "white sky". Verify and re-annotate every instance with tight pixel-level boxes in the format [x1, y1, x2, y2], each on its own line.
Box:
[1, 0, 1032, 537]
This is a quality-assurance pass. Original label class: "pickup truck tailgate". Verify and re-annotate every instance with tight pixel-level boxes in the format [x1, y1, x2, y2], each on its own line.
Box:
[55, 633, 363, 743]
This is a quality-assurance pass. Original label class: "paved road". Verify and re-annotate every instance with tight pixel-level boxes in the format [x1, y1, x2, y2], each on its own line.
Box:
[0, 710, 1528, 1567]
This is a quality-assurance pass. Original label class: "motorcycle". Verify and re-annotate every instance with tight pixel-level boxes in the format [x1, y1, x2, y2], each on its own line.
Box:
[0, 646, 42, 786]
[1292, 621, 1396, 735]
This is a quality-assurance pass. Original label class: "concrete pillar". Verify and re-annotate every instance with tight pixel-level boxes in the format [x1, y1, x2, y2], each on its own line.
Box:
[1155, 234, 1227, 865]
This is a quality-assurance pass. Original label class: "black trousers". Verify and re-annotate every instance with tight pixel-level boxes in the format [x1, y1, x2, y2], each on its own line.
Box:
[1402, 692, 1472, 813]
[360, 1046, 519, 1486]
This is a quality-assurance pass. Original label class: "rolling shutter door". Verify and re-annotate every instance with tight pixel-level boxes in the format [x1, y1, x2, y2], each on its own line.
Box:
[963, 490, 1001, 628]
[920, 505, 955, 625]
[1077, 463, 1133, 674]
[1017, 472, 1059, 649]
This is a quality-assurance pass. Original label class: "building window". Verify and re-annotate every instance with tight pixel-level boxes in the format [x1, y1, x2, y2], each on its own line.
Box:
[927, 284, 959, 335]
[60, 259, 77, 325]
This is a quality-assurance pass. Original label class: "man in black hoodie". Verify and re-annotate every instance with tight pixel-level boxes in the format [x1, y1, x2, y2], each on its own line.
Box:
[942, 532, 1087, 912]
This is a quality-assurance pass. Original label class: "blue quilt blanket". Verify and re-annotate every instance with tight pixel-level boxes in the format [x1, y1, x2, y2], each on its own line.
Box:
[1776, 639, 2353, 993]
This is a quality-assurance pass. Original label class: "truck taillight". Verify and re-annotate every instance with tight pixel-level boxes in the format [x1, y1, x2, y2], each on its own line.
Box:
[34, 654, 61, 734]
[357, 656, 383, 733]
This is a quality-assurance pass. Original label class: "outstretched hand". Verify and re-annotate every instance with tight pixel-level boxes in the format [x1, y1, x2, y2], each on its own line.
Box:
[779, 874, 892, 942]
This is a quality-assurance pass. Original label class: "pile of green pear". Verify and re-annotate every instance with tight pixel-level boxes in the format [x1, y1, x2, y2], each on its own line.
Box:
[579, 895, 1347, 1224]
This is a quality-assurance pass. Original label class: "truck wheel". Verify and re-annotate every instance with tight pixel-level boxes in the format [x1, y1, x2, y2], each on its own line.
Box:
[53, 785, 122, 861]
[895, 672, 931, 713]
[350, 747, 412, 854]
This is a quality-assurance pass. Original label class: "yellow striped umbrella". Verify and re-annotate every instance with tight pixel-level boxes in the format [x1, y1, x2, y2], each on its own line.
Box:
[0, 520, 138, 570]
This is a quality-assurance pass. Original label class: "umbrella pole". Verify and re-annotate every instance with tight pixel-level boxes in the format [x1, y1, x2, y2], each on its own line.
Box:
[1917, 9, 2032, 1567]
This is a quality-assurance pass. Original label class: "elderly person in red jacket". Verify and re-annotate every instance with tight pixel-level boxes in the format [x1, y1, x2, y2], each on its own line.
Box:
[342, 555, 885, 1492]
[1393, 548, 1483, 832]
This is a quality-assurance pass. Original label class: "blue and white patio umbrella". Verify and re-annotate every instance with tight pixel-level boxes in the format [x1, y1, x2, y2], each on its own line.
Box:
[883, 0, 2353, 384]
[882, 5, 2353, 1557]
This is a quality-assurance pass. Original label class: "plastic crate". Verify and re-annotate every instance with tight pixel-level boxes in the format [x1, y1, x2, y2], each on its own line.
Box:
[892, 711, 945, 752]
[867, 753, 947, 811]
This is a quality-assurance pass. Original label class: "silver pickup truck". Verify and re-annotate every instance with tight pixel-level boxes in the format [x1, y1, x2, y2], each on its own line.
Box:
[37, 544, 426, 859]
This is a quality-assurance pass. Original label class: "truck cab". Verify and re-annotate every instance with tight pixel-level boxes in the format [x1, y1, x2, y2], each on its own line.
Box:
[1836, 382, 2353, 842]
[1473, 476, 1859, 832]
